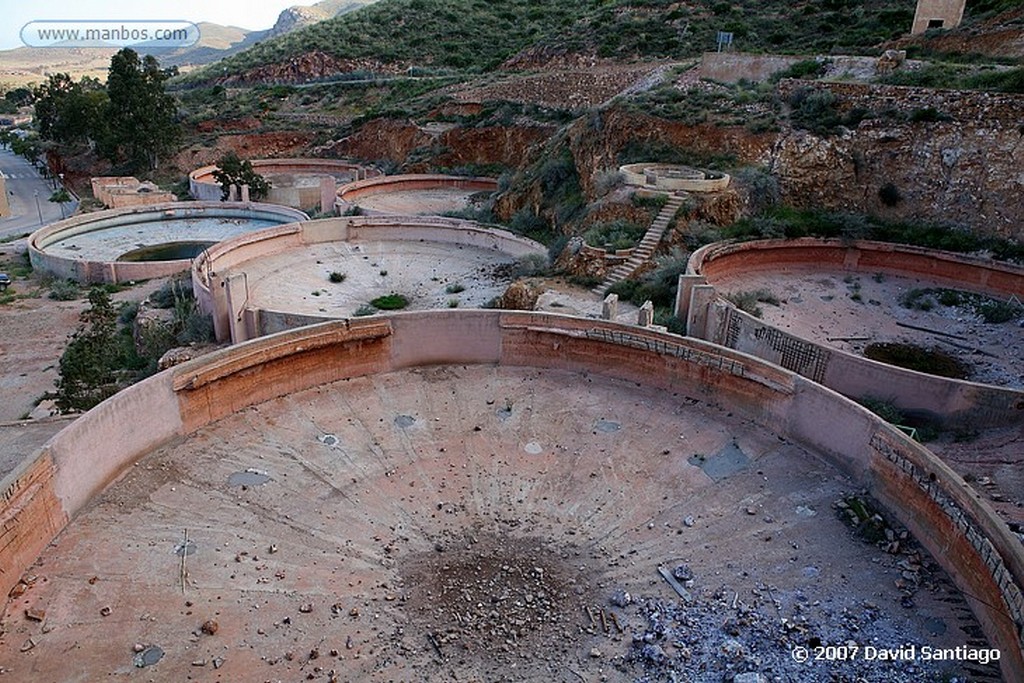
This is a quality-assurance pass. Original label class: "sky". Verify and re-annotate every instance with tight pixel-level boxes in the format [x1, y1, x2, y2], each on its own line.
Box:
[2, 0, 298, 50]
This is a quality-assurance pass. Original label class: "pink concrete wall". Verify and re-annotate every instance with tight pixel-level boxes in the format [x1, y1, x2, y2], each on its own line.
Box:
[335, 174, 498, 214]
[29, 202, 307, 285]
[192, 216, 545, 343]
[190, 159, 380, 204]
[688, 238, 1024, 427]
[1, 313, 1022, 678]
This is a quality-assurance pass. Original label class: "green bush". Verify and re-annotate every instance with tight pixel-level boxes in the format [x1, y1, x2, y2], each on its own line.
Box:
[55, 288, 136, 411]
[371, 293, 409, 310]
[48, 278, 80, 301]
[583, 219, 647, 251]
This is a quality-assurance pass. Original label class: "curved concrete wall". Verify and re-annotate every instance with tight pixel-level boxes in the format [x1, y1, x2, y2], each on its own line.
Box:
[1, 312, 1022, 679]
[192, 215, 546, 343]
[29, 202, 308, 284]
[685, 238, 1024, 427]
[190, 159, 381, 208]
[335, 174, 498, 215]
[620, 163, 731, 193]
[691, 238, 1024, 298]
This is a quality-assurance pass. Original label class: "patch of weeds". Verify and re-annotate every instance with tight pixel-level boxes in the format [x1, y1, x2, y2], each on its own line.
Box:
[583, 219, 647, 252]
[836, 494, 891, 546]
[858, 396, 906, 425]
[48, 278, 80, 301]
[445, 283, 466, 294]
[725, 289, 780, 318]
[0, 232, 31, 244]
[901, 287, 1023, 323]
[353, 304, 376, 317]
[864, 342, 970, 379]
[311, 290, 322, 297]
[515, 253, 550, 277]
[118, 301, 140, 325]
[631, 193, 668, 211]
[150, 278, 193, 309]
[371, 293, 409, 310]
[447, 298, 460, 308]
[872, 272, 885, 283]
[328, 271, 347, 283]
[380, 270, 388, 277]
[567, 274, 601, 289]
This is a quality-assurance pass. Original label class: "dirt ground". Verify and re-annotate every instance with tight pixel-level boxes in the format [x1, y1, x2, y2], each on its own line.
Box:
[0, 240, 168, 476]
[0, 367, 994, 682]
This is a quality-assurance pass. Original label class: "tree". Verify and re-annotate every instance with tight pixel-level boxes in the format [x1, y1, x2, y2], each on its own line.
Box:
[212, 152, 271, 201]
[102, 49, 180, 171]
[33, 73, 107, 147]
[5, 87, 34, 106]
[49, 188, 72, 218]
[55, 288, 134, 412]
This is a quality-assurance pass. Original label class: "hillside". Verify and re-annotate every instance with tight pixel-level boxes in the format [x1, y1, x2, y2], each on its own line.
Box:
[184, 0, 598, 84]
[183, 0, 936, 86]
[0, 0, 380, 88]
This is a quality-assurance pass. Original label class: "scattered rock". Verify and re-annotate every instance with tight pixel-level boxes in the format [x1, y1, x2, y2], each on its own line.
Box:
[610, 589, 632, 608]
[133, 645, 164, 668]
[24, 608, 45, 623]
[201, 619, 218, 635]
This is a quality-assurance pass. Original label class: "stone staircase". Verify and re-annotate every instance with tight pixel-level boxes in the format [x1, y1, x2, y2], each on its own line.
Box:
[592, 194, 685, 296]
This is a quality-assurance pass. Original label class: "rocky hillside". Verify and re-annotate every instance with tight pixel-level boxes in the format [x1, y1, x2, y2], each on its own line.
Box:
[185, 0, 933, 86]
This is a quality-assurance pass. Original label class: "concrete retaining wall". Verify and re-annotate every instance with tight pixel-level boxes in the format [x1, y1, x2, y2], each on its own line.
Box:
[190, 159, 380, 208]
[29, 202, 308, 284]
[686, 238, 1024, 427]
[192, 215, 546, 343]
[335, 174, 497, 215]
[2, 312, 1022, 679]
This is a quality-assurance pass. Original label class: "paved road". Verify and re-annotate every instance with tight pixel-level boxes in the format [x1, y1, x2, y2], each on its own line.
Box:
[0, 148, 78, 241]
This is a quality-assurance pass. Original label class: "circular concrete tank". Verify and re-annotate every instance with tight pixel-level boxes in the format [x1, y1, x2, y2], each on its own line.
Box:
[28, 202, 308, 284]
[192, 215, 546, 343]
[0, 313, 1020, 681]
[685, 238, 1024, 428]
[335, 174, 498, 216]
[619, 163, 731, 193]
[189, 159, 381, 212]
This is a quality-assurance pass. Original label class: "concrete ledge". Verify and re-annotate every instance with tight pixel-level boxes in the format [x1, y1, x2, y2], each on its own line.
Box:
[686, 238, 1024, 427]
[29, 202, 308, 284]
[335, 174, 498, 215]
[1, 311, 1021, 679]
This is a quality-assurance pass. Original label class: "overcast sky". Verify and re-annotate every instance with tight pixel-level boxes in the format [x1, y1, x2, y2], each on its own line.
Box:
[3, 0, 297, 50]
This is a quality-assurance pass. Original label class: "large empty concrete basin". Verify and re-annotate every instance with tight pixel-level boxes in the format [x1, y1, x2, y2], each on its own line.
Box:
[29, 202, 308, 284]
[1, 314, 1020, 681]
